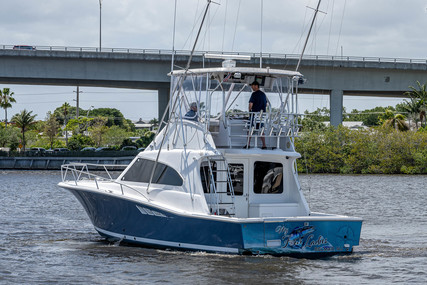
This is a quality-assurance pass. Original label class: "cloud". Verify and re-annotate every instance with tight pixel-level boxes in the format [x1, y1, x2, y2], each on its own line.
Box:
[1, 0, 426, 58]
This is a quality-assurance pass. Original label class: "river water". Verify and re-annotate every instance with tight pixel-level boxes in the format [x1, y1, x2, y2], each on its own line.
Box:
[0, 171, 426, 284]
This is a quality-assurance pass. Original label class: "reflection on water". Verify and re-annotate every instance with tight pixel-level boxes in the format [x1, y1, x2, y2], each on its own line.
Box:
[0, 171, 426, 284]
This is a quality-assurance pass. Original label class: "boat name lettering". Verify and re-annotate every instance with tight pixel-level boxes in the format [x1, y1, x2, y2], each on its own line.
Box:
[275, 225, 289, 235]
[305, 234, 329, 248]
[273, 225, 334, 251]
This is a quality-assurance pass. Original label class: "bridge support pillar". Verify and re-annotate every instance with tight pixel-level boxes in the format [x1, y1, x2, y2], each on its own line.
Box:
[158, 85, 170, 123]
[330, 89, 343, 126]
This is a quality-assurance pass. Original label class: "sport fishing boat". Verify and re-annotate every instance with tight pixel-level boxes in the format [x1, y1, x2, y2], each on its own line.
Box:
[59, 56, 362, 256]
[59, 0, 362, 256]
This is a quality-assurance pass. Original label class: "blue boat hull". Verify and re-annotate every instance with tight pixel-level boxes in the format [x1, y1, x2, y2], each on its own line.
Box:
[68, 188, 362, 256]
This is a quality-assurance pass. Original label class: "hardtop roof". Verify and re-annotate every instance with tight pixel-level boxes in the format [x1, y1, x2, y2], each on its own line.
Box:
[169, 67, 302, 78]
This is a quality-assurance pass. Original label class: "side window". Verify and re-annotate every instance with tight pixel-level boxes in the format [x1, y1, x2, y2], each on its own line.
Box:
[227, 163, 244, 196]
[121, 158, 183, 186]
[253, 161, 283, 194]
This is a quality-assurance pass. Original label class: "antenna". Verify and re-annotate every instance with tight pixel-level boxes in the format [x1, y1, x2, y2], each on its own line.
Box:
[260, 0, 263, 68]
[171, 0, 177, 73]
[184, 0, 215, 71]
[295, 0, 325, 71]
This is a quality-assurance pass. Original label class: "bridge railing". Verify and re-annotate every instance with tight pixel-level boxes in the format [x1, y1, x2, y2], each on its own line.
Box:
[1, 44, 426, 64]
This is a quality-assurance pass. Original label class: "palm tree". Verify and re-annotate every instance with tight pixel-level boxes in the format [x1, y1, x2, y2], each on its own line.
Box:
[405, 81, 427, 128]
[380, 109, 409, 131]
[382, 114, 410, 131]
[401, 97, 421, 130]
[149, 117, 159, 127]
[11, 109, 37, 151]
[0, 88, 17, 129]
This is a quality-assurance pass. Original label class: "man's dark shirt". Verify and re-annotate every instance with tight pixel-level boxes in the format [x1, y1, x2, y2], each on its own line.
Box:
[249, 90, 267, 112]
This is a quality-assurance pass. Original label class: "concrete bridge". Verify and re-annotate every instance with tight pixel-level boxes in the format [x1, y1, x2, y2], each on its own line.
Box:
[1, 45, 427, 125]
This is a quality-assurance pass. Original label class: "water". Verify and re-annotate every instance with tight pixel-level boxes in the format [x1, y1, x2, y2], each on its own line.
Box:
[0, 171, 426, 284]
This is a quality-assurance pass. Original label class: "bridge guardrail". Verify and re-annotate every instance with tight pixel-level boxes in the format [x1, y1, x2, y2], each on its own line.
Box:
[2, 44, 426, 65]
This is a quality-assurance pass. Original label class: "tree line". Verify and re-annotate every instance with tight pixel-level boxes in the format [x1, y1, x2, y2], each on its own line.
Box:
[0, 92, 158, 152]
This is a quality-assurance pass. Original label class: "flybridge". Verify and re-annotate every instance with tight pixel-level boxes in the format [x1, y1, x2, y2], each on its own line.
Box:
[161, 55, 304, 151]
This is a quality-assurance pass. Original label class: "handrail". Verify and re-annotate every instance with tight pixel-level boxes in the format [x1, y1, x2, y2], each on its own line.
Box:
[204, 154, 236, 216]
[1, 44, 426, 65]
[224, 110, 301, 149]
[61, 162, 149, 201]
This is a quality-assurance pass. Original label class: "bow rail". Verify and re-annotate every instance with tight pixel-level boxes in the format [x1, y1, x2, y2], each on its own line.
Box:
[61, 162, 149, 201]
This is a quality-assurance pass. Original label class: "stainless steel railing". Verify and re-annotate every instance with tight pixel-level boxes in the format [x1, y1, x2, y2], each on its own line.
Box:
[61, 162, 149, 201]
[221, 110, 300, 149]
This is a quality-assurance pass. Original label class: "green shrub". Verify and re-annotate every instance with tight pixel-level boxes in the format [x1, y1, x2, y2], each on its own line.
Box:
[295, 127, 427, 174]
[68, 134, 95, 150]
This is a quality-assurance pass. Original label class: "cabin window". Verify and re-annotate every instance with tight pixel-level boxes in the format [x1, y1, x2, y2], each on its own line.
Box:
[121, 158, 183, 186]
[227, 163, 244, 196]
[253, 161, 283, 194]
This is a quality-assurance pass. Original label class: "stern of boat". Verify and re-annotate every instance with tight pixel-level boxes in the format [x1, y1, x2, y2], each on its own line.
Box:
[241, 216, 362, 256]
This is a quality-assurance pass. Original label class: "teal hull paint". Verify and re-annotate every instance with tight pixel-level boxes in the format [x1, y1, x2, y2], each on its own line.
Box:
[241, 220, 362, 255]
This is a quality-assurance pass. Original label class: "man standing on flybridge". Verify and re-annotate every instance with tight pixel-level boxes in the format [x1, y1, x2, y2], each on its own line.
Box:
[244, 80, 267, 149]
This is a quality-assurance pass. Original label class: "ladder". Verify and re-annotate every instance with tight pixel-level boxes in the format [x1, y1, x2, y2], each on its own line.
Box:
[205, 155, 236, 216]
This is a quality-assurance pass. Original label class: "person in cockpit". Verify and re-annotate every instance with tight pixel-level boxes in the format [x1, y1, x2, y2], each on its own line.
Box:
[184, 102, 199, 121]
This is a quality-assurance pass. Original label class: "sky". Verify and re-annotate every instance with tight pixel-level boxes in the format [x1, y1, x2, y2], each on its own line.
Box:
[1, 0, 427, 121]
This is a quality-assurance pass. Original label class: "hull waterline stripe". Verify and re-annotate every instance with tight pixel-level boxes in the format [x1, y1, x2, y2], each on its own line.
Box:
[95, 227, 239, 254]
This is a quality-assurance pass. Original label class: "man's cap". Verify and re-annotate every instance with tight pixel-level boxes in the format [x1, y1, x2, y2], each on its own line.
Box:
[190, 102, 197, 108]
[250, 80, 259, 86]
